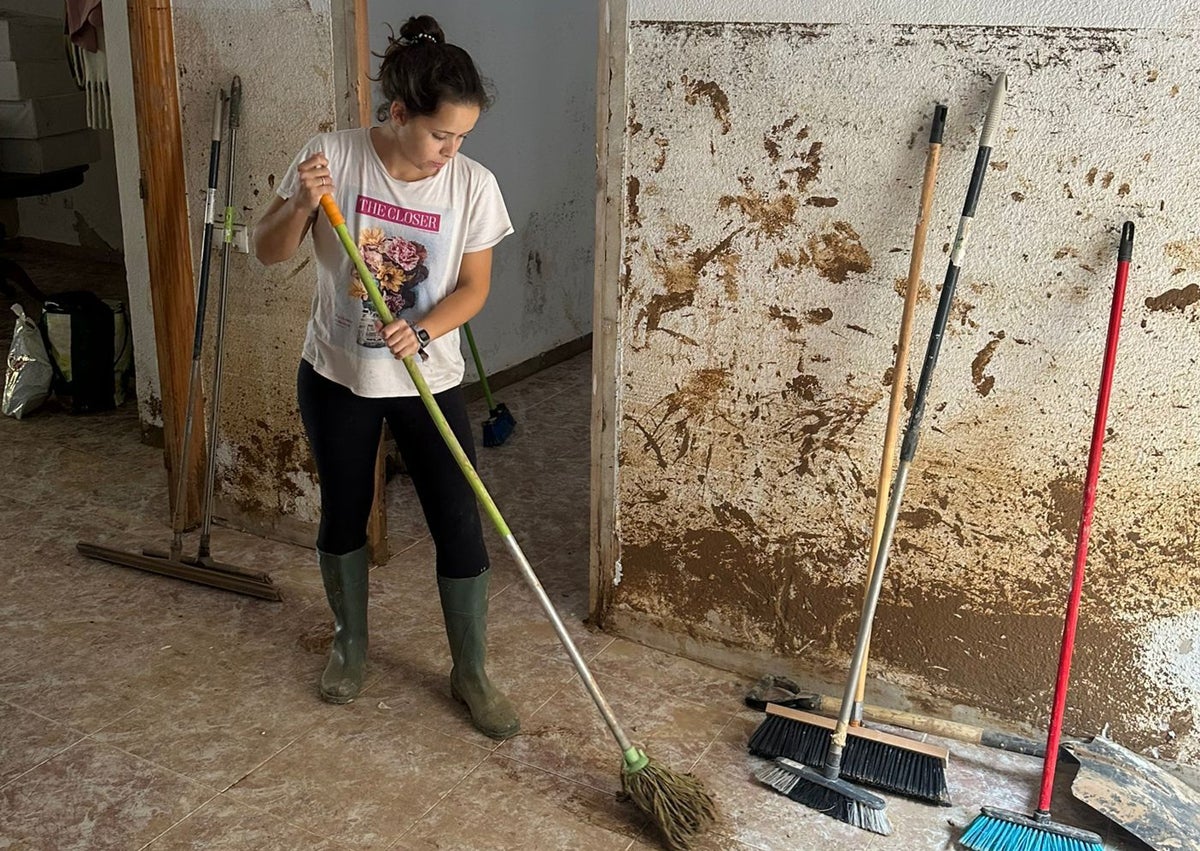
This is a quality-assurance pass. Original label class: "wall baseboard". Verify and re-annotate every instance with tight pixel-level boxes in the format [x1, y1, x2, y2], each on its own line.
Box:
[460, 333, 592, 404]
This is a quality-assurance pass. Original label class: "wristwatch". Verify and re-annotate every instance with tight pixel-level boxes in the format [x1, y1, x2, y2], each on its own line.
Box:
[406, 320, 431, 361]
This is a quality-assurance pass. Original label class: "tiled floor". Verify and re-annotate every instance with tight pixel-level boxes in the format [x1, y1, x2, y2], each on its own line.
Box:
[0, 248, 1148, 850]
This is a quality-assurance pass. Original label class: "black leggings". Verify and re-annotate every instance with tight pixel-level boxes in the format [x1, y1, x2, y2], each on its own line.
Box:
[297, 359, 488, 578]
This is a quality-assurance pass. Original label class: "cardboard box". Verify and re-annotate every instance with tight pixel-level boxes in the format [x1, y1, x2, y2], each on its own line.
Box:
[0, 129, 99, 173]
[0, 92, 87, 139]
[0, 15, 64, 63]
[0, 60, 77, 100]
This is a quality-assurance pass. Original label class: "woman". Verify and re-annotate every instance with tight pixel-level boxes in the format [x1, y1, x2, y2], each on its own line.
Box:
[253, 14, 518, 739]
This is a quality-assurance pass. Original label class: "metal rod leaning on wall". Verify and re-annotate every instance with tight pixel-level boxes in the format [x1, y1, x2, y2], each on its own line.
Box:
[198, 76, 241, 561]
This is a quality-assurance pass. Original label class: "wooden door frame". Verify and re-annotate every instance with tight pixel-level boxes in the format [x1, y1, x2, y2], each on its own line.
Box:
[127, 0, 205, 527]
[589, 0, 627, 624]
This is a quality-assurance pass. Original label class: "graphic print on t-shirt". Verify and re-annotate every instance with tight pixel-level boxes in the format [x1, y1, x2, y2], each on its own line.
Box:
[346, 193, 455, 352]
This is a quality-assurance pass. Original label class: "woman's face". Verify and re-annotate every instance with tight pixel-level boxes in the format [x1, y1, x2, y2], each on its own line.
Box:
[388, 100, 480, 179]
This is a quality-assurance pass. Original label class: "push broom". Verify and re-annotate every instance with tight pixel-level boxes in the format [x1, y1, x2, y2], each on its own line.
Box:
[750, 103, 954, 806]
[755, 72, 1007, 833]
[960, 221, 1134, 851]
[77, 84, 280, 601]
[462, 321, 517, 446]
[319, 194, 716, 851]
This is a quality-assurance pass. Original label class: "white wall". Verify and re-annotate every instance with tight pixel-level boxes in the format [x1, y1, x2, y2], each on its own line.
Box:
[366, 0, 596, 376]
[0, 1, 124, 250]
[103, 2, 160, 433]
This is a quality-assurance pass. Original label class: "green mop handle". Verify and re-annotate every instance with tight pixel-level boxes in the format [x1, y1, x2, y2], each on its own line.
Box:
[462, 322, 498, 411]
[318, 195, 647, 772]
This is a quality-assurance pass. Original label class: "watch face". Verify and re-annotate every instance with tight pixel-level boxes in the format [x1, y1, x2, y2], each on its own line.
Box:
[417, 328, 430, 344]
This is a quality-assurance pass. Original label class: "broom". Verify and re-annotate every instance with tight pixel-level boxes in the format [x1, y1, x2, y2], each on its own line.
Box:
[318, 194, 716, 851]
[960, 221, 1134, 851]
[462, 321, 517, 446]
[749, 102, 953, 806]
[755, 72, 1008, 834]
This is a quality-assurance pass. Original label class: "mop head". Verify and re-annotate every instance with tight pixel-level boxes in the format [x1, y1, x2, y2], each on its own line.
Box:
[621, 753, 717, 851]
[749, 707, 951, 804]
[482, 402, 516, 447]
[755, 757, 892, 836]
[961, 806, 1103, 851]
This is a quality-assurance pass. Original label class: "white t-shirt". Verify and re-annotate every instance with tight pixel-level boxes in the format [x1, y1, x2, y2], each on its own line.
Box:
[277, 127, 513, 397]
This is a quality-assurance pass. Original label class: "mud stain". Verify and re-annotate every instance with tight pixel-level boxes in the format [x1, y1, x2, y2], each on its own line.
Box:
[773, 249, 811, 270]
[763, 116, 809, 164]
[805, 196, 839, 207]
[682, 76, 732, 133]
[666, 223, 693, 248]
[782, 142, 824, 193]
[767, 305, 832, 332]
[652, 137, 670, 173]
[1046, 475, 1083, 540]
[971, 332, 1005, 397]
[671, 368, 731, 418]
[718, 252, 741, 300]
[1145, 284, 1200, 313]
[806, 221, 872, 283]
[894, 276, 932, 302]
[808, 307, 833, 325]
[638, 230, 742, 334]
[719, 191, 797, 241]
[627, 176, 642, 227]
[1164, 240, 1200, 272]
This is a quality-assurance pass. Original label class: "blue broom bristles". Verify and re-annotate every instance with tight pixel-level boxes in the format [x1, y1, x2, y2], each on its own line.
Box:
[961, 809, 1104, 851]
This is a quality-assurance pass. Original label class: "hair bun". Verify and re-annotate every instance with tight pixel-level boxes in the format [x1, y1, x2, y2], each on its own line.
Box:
[399, 14, 445, 46]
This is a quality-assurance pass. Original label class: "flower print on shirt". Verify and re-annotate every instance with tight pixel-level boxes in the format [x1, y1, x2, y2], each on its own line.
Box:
[349, 225, 431, 345]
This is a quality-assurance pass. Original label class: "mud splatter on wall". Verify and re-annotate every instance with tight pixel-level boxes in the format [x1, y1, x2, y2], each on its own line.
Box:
[173, 0, 338, 538]
[610, 20, 1200, 761]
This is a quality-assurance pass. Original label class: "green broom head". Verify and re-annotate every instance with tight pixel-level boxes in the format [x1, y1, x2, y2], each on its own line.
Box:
[961, 806, 1103, 851]
[755, 757, 892, 836]
[621, 747, 717, 851]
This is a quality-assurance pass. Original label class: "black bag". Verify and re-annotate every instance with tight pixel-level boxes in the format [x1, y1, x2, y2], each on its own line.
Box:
[39, 291, 131, 414]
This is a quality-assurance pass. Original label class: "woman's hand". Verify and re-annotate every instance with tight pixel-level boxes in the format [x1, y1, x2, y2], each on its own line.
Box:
[291, 151, 334, 213]
[379, 319, 423, 361]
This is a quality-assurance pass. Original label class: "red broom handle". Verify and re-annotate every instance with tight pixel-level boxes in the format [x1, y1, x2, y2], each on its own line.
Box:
[1037, 221, 1134, 814]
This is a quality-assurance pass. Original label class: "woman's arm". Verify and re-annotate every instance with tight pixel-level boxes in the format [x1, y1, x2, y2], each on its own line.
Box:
[252, 151, 332, 265]
[379, 247, 494, 360]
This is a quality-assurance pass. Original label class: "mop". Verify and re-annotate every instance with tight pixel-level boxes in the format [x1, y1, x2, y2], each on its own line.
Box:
[77, 83, 280, 601]
[319, 194, 717, 851]
[960, 221, 1135, 851]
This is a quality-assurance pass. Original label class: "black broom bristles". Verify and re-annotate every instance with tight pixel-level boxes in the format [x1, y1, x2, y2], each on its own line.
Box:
[755, 757, 893, 836]
[749, 712, 951, 805]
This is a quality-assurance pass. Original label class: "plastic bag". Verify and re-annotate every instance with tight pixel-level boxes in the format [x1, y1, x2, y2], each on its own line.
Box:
[3, 304, 54, 419]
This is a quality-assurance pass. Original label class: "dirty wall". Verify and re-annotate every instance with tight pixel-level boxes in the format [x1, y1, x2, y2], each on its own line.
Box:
[608, 19, 1200, 760]
[171, 0, 344, 541]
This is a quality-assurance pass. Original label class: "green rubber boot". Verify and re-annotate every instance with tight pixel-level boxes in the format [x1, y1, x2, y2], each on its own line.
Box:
[318, 546, 369, 704]
[438, 572, 520, 739]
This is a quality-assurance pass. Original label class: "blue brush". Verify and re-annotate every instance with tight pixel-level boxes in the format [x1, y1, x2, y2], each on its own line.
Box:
[962, 219, 1134, 851]
[463, 322, 516, 447]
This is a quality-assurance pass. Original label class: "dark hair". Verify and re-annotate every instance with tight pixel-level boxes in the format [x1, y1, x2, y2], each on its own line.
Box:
[373, 15, 491, 123]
